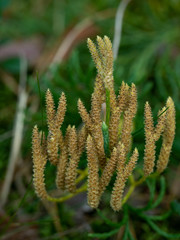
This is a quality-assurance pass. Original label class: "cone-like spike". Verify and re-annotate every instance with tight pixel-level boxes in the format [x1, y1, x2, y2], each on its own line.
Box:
[143, 102, 156, 176]
[65, 126, 79, 192]
[32, 126, 48, 200]
[86, 135, 100, 208]
[157, 97, 175, 173]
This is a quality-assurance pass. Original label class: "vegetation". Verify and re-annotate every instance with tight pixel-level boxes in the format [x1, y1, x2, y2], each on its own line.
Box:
[0, 0, 180, 239]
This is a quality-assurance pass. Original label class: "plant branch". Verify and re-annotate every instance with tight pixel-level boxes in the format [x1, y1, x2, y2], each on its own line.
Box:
[113, 0, 132, 60]
[47, 184, 87, 203]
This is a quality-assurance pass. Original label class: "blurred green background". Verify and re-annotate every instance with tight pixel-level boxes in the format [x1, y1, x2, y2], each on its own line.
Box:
[0, 0, 180, 239]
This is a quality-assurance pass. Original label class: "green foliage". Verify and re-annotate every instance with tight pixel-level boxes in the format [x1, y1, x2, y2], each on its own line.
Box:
[171, 200, 180, 216]
[89, 177, 180, 239]
[89, 206, 128, 238]
[144, 218, 180, 239]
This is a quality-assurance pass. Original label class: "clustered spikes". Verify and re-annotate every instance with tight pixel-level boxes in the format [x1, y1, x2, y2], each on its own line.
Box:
[120, 84, 137, 156]
[144, 97, 175, 175]
[156, 97, 176, 173]
[111, 147, 138, 211]
[154, 106, 166, 141]
[99, 147, 118, 196]
[65, 126, 79, 192]
[56, 130, 68, 190]
[144, 102, 156, 176]
[87, 36, 116, 109]
[86, 135, 100, 208]
[32, 89, 87, 199]
[46, 90, 66, 165]
[78, 97, 106, 169]
[79, 36, 139, 210]
[32, 36, 176, 212]
[32, 126, 48, 200]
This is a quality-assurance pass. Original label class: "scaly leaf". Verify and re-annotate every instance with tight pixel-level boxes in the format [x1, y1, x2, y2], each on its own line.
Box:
[150, 176, 166, 209]
[171, 200, 180, 216]
[97, 209, 122, 228]
[140, 178, 156, 211]
[122, 222, 129, 240]
[147, 210, 171, 221]
[146, 218, 180, 239]
[88, 228, 120, 239]
[128, 229, 135, 240]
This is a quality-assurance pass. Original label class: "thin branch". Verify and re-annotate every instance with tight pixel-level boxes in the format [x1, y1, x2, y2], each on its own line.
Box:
[0, 57, 28, 206]
[0, 131, 13, 142]
[113, 0, 132, 60]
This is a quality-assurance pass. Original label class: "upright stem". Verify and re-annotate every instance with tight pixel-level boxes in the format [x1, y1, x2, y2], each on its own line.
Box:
[105, 88, 111, 127]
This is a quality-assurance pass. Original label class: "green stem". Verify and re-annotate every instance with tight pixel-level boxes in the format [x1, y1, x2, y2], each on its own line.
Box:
[122, 172, 160, 205]
[129, 175, 135, 184]
[134, 176, 146, 186]
[122, 176, 147, 205]
[47, 184, 87, 203]
[46, 167, 159, 205]
[76, 168, 88, 184]
[102, 121, 110, 158]
[105, 88, 110, 127]
[122, 185, 135, 205]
